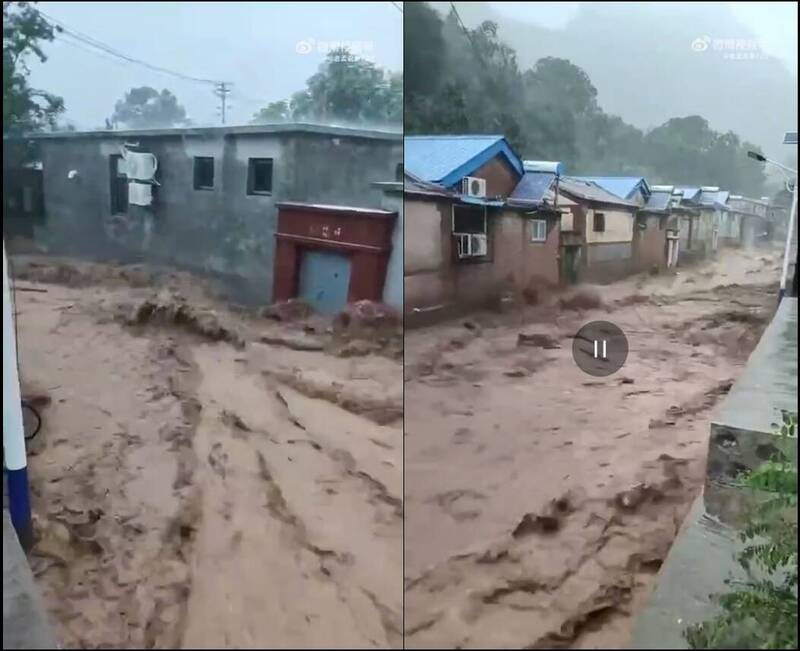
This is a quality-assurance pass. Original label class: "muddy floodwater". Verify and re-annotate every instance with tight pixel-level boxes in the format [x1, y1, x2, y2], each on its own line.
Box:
[8, 246, 783, 649]
[13, 257, 402, 649]
[403, 247, 781, 649]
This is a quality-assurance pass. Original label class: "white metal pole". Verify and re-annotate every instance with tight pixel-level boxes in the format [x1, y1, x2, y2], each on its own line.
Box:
[3, 241, 32, 547]
[779, 179, 798, 302]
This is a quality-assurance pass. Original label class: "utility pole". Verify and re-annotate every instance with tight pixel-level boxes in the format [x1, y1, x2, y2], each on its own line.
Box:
[747, 148, 797, 302]
[214, 82, 232, 125]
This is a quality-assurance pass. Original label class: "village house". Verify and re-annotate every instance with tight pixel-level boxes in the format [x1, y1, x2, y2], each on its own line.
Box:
[727, 195, 771, 249]
[676, 185, 729, 260]
[572, 175, 688, 272]
[556, 176, 640, 282]
[634, 184, 686, 270]
[403, 135, 561, 321]
[2, 123, 402, 308]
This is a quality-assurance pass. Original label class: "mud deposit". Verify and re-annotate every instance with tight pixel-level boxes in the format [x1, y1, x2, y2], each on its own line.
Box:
[13, 258, 402, 649]
[404, 247, 780, 649]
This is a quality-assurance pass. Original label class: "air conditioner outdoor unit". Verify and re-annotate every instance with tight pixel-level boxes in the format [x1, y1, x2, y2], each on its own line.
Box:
[470, 233, 487, 256]
[462, 176, 487, 198]
[455, 233, 487, 258]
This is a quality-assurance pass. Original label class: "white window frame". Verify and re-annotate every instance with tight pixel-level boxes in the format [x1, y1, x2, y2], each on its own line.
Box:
[530, 218, 547, 242]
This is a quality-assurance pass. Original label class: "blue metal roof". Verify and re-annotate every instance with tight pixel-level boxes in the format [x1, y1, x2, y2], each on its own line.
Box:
[573, 176, 650, 200]
[645, 190, 672, 212]
[560, 177, 638, 207]
[698, 188, 730, 208]
[510, 172, 557, 205]
[404, 135, 524, 187]
[677, 187, 702, 202]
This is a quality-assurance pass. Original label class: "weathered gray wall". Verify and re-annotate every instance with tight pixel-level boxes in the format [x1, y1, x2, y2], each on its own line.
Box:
[25, 129, 401, 304]
[379, 188, 403, 310]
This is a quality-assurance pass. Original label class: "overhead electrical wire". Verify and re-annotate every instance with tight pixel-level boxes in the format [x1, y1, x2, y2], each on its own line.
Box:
[34, 7, 224, 85]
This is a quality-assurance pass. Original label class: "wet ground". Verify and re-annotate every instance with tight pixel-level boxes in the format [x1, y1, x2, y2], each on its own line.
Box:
[12, 257, 402, 649]
[403, 247, 782, 649]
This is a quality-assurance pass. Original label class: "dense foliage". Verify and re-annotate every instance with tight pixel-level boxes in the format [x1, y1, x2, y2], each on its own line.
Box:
[685, 411, 798, 649]
[252, 48, 402, 126]
[110, 86, 189, 129]
[3, 1, 64, 134]
[404, 2, 767, 196]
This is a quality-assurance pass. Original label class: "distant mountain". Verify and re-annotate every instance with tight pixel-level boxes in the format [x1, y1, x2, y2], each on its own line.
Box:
[432, 2, 797, 160]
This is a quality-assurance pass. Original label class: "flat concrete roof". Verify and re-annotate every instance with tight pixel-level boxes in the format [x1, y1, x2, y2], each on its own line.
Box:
[5, 122, 402, 142]
[277, 201, 396, 217]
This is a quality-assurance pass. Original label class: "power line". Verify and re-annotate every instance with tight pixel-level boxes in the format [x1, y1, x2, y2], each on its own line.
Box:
[35, 8, 224, 86]
[449, 2, 487, 71]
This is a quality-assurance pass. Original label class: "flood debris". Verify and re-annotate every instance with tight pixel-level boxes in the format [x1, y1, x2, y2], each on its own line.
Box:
[512, 493, 576, 538]
[14, 256, 402, 649]
[517, 332, 561, 349]
[404, 247, 779, 649]
[117, 290, 245, 348]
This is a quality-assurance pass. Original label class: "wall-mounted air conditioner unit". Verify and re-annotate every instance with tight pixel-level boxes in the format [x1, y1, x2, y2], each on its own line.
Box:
[455, 233, 488, 258]
[462, 176, 487, 198]
[470, 233, 488, 256]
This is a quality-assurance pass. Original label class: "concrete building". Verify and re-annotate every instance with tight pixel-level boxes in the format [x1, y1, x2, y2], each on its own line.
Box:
[3, 124, 402, 305]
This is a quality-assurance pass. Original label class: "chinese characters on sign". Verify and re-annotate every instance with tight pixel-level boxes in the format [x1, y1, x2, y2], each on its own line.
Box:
[309, 224, 344, 240]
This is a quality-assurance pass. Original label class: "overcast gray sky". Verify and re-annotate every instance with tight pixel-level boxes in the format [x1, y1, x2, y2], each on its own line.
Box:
[28, 1, 403, 129]
[488, 1, 798, 74]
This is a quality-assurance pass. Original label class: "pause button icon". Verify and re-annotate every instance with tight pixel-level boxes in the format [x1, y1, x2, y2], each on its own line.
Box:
[593, 340, 607, 360]
[573, 321, 629, 377]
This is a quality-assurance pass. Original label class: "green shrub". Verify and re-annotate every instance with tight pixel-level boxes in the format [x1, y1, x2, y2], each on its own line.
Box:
[685, 411, 797, 649]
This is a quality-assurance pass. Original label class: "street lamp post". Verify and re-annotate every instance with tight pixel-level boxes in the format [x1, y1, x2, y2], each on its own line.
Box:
[747, 151, 798, 302]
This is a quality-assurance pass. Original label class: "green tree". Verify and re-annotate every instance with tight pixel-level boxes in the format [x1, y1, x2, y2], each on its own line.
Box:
[405, 1, 446, 98]
[405, 2, 767, 195]
[3, 1, 64, 134]
[253, 49, 401, 125]
[110, 86, 188, 129]
[251, 100, 290, 123]
[289, 48, 401, 124]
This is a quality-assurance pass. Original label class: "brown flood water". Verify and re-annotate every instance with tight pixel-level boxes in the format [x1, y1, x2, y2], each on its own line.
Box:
[403, 247, 781, 649]
[14, 258, 402, 649]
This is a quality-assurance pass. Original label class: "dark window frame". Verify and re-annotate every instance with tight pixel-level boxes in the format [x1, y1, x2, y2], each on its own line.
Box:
[593, 212, 606, 233]
[452, 204, 487, 235]
[109, 154, 128, 215]
[247, 157, 274, 195]
[193, 156, 215, 191]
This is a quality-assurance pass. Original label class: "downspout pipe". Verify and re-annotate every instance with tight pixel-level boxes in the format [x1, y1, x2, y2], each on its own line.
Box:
[3, 241, 32, 549]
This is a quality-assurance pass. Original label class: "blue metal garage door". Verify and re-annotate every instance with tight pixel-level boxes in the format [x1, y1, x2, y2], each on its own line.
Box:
[298, 249, 352, 314]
